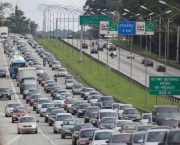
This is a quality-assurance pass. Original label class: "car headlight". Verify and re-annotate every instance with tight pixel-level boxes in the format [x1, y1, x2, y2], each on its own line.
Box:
[32, 124, 37, 128]
[79, 110, 82, 113]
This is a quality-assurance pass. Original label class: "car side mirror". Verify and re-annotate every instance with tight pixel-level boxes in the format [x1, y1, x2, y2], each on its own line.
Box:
[106, 140, 110, 143]
[36, 120, 39, 122]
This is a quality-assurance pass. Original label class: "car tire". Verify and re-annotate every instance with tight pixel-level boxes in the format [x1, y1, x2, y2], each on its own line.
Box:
[30, 104, 32, 106]
[67, 109, 69, 113]
[40, 114, 42, 117]
[12, 119, 14, 123]
[33, 107, 35, 111]
[46, 90, 48, 93]
[35, 130, 38, 134]
[5, 114, 8, 117]
[45, 118, 47, 123]
[61, 134, 65, 139]
[49, 122, 52, 126]
[9, 97, 11, 100]
[127, 57, 129, 59]
[52, 68, 53, 70]
[54, 129, 57, 134]
[18, 131, 20, 134]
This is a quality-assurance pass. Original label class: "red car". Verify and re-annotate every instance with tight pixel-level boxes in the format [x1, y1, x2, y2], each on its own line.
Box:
[11, 106, 29, 123]
[41, 78, 49, 86]
[77, 128, 99, 145]
[29, 94, 42, 106]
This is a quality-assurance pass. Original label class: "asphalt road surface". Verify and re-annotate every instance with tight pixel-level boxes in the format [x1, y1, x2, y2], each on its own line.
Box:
[0, 40, 85, 145]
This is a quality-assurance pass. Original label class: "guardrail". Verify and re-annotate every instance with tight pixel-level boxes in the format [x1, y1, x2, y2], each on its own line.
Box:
[37, 38, 180, 113]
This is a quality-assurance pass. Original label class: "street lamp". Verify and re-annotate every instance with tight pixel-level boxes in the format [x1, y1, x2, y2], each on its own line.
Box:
[97, 9, 100, 11]
[103, 9, 107, 11]
[90, 12, 95, 15]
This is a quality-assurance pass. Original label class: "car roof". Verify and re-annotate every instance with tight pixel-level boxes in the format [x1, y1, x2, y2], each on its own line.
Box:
[7, 102, 21, 105]
[99, 109, 116, 113]
[56, 113, 71, 116]
[80, 128, 99, 132]
[95, 129, 114, 133]
[42, 103, 54, 105]
[111, 132, 132, 135]
[19, 116, 35, 119]
[87, 106, 99, 109]
[146, 129, 168, 132]
[39, 98, 49, 100]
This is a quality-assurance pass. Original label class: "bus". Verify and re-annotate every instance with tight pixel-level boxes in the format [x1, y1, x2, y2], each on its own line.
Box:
[9, 51, 22, 58]
[9, 57, 26, 79]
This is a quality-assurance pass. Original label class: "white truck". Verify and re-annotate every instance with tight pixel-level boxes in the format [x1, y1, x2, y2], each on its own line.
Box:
[0, 27, 8, 38]
[17, 67, 37, 94]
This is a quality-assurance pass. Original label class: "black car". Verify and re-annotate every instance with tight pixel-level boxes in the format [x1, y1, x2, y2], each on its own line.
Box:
[0, 88, 11, 100]
[72, 123, 94, 145]
[156, 64, 166, 72]
[91, 48, 98, 54]
[144, 59, 153, 67]
[97, 45, 103, 51]
[84, 106, 99, 123]
[67, 35, 73, 39]
[109, 45, 116, 51]
[82, 42, 88, 49]
[76, 103, 91, 118]
[0, 69, 6, 77]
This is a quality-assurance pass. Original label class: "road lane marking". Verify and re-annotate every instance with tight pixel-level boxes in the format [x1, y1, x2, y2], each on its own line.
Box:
[1, 44, 57, 145]
[4, 135, 22, 145]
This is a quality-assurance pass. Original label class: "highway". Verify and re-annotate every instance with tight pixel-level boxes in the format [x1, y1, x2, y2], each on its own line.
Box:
[63, 38, 180, 97]
[0, 40, 85, 145]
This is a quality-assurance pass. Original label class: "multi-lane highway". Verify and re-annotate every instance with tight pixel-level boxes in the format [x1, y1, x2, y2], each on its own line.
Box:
[0, 40, 85, 145]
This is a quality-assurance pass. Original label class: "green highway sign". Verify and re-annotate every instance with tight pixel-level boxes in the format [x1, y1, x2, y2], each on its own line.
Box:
[109, 21, 117, 31]
[145, 22, 154, 32]
[80, 15, 110, 26]
[149, 76, 180, 95]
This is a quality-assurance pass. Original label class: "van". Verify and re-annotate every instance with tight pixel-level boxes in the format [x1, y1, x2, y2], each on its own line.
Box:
[97, 109, 118, 127]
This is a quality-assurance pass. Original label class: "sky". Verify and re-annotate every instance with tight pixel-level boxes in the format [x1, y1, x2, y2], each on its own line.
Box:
[1, 0, 86, 31]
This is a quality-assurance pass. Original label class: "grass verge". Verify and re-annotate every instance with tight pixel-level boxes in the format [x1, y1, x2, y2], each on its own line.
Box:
[36, 38, 180, 112]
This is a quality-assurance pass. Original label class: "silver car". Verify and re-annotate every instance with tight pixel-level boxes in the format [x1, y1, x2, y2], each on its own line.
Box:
[66, 79, 76, 89]
[39, 103, 55, 117]
[52, 61, 61, 70]
[72, 83, 84, 95]
[57, 68, 67, 77]
[5, 102, 21, 117]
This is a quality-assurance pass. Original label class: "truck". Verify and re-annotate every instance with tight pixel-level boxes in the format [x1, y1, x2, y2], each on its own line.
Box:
[23, 80, 37, 99]
[17, 68, 37, 94]
[0, 27, 8, 38]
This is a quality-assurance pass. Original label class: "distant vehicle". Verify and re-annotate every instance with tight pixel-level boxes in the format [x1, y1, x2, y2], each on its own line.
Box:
[0, 27, 8, 38]
[67, 35, 73, 39]
[109, 45, 116, 51]
[82, 42, 88, 49]
[91, 48, 98, 54]
[144, 59, 153, 67]
[52, 61, 61, 70]
[57, 68, 67, 77]
[156, 64, 166, 72]
[97, 45, 103, 51]
[120, 122, 140, 133]
[5, 102, 21, 117]
[0, 69, 6, 77]
[127, 131, 146, 145]
[0, 87, 12, 100]
[121, 108, 141, 121]
[127, 52, 135, 59]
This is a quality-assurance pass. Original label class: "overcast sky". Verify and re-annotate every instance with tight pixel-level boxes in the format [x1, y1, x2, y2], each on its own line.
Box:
[2, 0, 86, 31]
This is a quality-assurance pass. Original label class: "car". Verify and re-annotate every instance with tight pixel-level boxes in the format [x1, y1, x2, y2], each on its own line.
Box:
[50, 86, 60, 96]
[89, 112, 98, 127]
[25, 89, 41, 103]
[66, 79, 76, 89]
[0, 69, 6, 77]
[91, 48, 98, 54]
[112, 120, 133, 132]
[97, 96, 114, 108]
[127, 52, 135, 59]
[11, 106, 29, 123]
[83, 88, 95, 100]
[48, 109, 66, 126]
[39, 103, 55, 117]
[44, 107, 57, 122]
[17, 116, 39, 134]
[44, 80, 55, 90]
[156, 64, 166, 72]
[89, 95, 101, 106]
[101, 101, 114, 109]
[67, 35, 73, 39]
[77, 103, 91, 118]
[72, 123, 94, 144]
[72, 83, 84, 95]
[51, 88, 61, 98]
[120, 122, 140, 133]
[53, 95, 66, 107]
[112, 103, 121, 111]
[106, 132, 132, 145]
[97, 45, 103, 51]
[89, 129, 114, 145]
[126, 131, 146, 145]
[121, 108, 141, 121]
[84, 106, 99, 123]
[76, 128, 99, 145]
[36, 66, 44, 75]
[109, 45, 116, 51]
[137, 125, 153, 131]
[36, 98, 51, 113]
[140, 113, 152, 125]
[45, 83, 57, 93]
[53, 113, 73, 133]
[87, 91, 100, 102]
[0, 87, 11, 100]
[64, 75, 74, 84]
[61, 119, 82, 139]
[29, 94, 42, 106]
[142, 129, 168, 145]
[144, 59, 153, 67]
[98, 117, 118, 129]
[52, 61, 61, 70]
[57, 68, 67, 77]
[117, 104, 133, 119]
[5, 102, 21, 117]
[82, 42, 88, 49]
[65, 99, 77, 112]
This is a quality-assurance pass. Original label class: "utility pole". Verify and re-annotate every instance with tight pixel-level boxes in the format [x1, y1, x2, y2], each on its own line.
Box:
[159, 17, 161, 59]
[176, 26, 180, 62]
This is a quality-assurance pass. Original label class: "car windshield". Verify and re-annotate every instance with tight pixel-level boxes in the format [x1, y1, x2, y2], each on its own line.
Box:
[79, 105, 89, 109]
[51, 110, 65, 115]
[133, 133, 145, 143]
[74, 102, 85, 106]
[101, 97, 113, 101]
[75, 85, 83, 88]
[125, 109, 139, 114]
[102, 102, 114, 107]
[46, 108, 56, 113]
[14, 107, 27, 113]
[91, 112, 98, 118]
[54, 96, 66, 100]
[8, 103, 20, 108]
[86, 88, 94, 92]
[12, 63, 26, 68]
[66, 76, 73, 79]
[56, 115, 72, 121]
[58, 91, 67, 94]
[36, 66, 43, 70]
[42, 104, 54, 108]
[0, 69, 4, 72]
[111, 134, 131, 143]
[143, 114, 152, 119]
[113, 104, 119, 110]
[75, 124, 93, 131]
[80, 130, 95, 138]
[116, 121, 130, 127]
[39, 100, 50, 104]
[0, 88, 10, 92]
[28, 89, 39, 93]
[119, 105, 133, 110]
[146, 131, 166, 142]
[24, 84, 36, 90]
[101, 118, 117, 123]
[167, 131, 180, 144]
[31, 95, 41, 99]
[53, 62, 60, 65]
[47, 84, 55, 87]
[100, 112, 117, 119]
[19, 117, 35, 123]
[87, 108, 99, 114]
[91, 96, 100, 99]
[139, 126, 152, 131]
[94, 132, 112, 140]
[68, 100, 74, 104]
[123, 123, 139, 130]
[157, 112, 180, 121]
[59, 69, 66, 72]
[63, 120, 80, 125]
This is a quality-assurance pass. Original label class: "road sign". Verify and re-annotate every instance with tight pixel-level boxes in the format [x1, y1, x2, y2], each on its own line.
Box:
[99, 21, 109, 34]
[118, 21, 136, 35]
[109, 21, 117, 34]
[149, 76, 180, 95]
[80, 15, 110, 26]
[136, 22, 145, 35]
[145, 22, 154, 35]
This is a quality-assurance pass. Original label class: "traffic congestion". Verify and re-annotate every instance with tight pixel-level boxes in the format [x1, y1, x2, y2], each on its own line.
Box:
[1, 33, 180, 145]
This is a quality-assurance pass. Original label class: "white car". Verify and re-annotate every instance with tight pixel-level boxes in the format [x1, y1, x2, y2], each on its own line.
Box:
[36, 66, 43, 76]
[89, 129, 114, 145]
[140, 113, 152, 125]
[110, 50, 117, 57]
[36, 98, 50, 113]
[117, 104, 133, 119]
[66, 79, 76, 89]
[57, 68, 67, 77]
[5, 102, 21, 117]
[107, 42, 113, 49]
[39, 103, 54, 117]
[52, 61, 61, 70]
[127, 52, 135, 59]
[112, 120, 133, 132]
[53, 95, 66, 107]
[89, 95, 100, 106]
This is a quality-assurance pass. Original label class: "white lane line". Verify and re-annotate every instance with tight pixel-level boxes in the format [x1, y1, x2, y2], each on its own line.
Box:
[0, 44, 21, 105]
[1, 44, 57, 145]
[4, 135, 22, 145]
